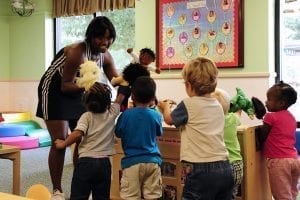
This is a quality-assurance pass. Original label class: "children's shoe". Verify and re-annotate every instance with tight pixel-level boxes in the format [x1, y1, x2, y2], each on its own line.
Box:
[51, 189, 65, 200]
[88, 192, 93, 200]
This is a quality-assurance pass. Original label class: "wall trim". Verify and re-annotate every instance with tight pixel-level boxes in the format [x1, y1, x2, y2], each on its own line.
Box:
[0, 72, 272, 82]
[152, 72, 271, 79]
[0, 79, 40, 82]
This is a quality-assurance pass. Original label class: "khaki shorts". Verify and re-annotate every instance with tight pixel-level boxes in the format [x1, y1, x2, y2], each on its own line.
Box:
[120, 163, 162, 200]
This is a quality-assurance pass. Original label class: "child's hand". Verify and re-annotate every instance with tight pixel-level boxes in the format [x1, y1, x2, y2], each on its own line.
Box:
[155, 68, 161, 74]
[55, 139, 66, 149]
[127, 48, 133, 54]
[158, 101, 167, 111]
[164, 99, 177, 105]
[235, 110, 242, 117]
[158, 99, 175, 111]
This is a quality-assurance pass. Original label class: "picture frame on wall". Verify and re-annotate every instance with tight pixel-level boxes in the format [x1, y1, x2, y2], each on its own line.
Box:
[156, 0, 244, 69]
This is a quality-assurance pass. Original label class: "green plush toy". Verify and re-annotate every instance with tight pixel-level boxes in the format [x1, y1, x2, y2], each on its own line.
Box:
[229, 87, 255, 119]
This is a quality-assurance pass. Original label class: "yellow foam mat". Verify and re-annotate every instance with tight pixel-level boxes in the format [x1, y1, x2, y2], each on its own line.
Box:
[2, 111, 31, 123]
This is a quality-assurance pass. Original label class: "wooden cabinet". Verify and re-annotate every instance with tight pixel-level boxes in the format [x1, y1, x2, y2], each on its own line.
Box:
[236, 126, 272, 200]
[110, 126, 272, 200]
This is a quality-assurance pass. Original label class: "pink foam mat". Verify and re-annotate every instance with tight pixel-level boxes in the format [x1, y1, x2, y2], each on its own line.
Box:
[0, 136, 39, 149]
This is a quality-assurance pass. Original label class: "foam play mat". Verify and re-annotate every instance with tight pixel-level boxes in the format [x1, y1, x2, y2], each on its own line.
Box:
[7, 120, 42, 134]
[26, 129, 51, 147]
[0, 136, 39, 149]
[0, 124, 25, 137]
[0, 111, 52, 148]
[1, 111, 31, 123]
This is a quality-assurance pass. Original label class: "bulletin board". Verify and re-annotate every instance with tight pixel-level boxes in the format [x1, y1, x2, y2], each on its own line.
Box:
[156, 0, 244, 69]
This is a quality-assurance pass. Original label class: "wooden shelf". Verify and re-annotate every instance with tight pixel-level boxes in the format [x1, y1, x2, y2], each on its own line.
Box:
[110, 126, 272, 200]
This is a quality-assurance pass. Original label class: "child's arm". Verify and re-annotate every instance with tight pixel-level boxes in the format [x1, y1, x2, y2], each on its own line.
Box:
[158, 100, 173, 125]
[147, 65, 161, 74]
[257, 122, 271, 143]
[127, 48, 139, 63]
[155, 67, 161, 74]
[55, 130, 83, 149]
[115, 85, 131, 111]
[255, 122, 271, 150]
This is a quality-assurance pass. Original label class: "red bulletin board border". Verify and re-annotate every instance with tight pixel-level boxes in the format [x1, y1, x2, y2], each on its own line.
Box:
[156, 0, 244, 69]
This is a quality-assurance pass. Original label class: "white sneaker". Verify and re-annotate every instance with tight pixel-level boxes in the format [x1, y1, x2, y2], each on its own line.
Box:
[51, 189, 66, 200]
[88, 192, 93, 200]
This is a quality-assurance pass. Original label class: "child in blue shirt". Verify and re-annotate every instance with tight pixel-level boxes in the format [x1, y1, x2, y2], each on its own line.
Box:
[115, 76, 163, 200]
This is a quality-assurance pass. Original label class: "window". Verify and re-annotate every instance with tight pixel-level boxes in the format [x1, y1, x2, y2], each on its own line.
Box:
[55, 15, 94, 52]
[55, 8, 135, 73]
[276, 0, 300, 121]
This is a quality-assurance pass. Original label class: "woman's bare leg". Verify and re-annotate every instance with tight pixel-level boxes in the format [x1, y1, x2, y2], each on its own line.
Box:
[45, 120, 69, 192]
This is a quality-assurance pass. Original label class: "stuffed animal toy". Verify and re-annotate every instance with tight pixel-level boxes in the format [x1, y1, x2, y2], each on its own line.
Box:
[111, 63, 150, 87]
[251, 97, 266, 119]
[229, 87, 255, 119]
[229, 87, 266, 120]
[75, 60, 100, 91]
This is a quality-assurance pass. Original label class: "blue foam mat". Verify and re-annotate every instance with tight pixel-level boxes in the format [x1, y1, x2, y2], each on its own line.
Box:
[0, 124, 25, 137]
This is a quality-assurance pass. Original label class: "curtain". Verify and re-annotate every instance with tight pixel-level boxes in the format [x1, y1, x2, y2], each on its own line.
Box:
[53, 0, 135, 18]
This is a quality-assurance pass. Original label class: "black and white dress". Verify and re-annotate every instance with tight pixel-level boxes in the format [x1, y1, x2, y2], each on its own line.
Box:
[36, 43, 107, 120]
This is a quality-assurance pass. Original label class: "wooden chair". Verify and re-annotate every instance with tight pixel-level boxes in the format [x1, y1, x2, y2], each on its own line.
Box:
[26, 184, 51, 200]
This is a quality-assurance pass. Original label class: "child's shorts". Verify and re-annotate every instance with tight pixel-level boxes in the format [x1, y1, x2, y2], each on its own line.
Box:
[120, 163, 162, 200]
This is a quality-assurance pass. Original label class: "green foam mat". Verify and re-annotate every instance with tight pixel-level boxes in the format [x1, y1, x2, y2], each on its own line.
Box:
[26, 128, 51, 147]
[7, 120, 42, 134]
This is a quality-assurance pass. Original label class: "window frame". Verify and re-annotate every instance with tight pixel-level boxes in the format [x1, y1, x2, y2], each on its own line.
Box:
[274, 1, 300, 123]
[274, 0, 280, 83]
[54, 10, 135, 73]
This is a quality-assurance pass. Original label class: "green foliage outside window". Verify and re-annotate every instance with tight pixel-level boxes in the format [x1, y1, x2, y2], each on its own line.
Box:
[56, 8, 135, 72]
[101, 8, 135, 50]
[284, 17, 300, 40]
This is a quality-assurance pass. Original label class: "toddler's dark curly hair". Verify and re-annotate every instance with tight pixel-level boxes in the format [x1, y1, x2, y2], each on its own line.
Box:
[140, 48, 156, 61]
[274, 81, 297, 108]
[122, 63, 150, 86]
[82, 82, 112, 113]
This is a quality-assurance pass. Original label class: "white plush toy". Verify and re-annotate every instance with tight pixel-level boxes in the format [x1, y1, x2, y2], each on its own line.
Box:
[75, 60, 100, 91]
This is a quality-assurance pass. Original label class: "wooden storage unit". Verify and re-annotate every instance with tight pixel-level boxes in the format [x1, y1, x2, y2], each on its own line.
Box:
[237, 126, 272, 200]
[110, 153, 123, 200]
[110, 126, 272, 200]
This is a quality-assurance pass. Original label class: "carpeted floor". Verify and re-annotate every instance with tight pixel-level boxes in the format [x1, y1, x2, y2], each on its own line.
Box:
[0, 146, 73, 198]
[1, 146, 299, 200]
